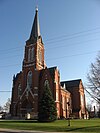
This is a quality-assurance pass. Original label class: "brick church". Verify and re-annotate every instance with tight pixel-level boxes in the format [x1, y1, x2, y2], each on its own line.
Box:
[10, 8, 87, 119]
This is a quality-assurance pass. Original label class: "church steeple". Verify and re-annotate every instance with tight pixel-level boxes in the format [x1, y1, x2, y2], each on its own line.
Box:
[30, 7, 41, 40]
[23, 7, 45, 70]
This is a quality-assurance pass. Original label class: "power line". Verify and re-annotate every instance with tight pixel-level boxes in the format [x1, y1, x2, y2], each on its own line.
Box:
[0, 27, 99, 66]
[0, 63, 21, 68]
[46, 37, 100, 50]
[0, 36, 100, 58]
[0, 54, 22, 60]
[0, 50, 99, 68]
[85, 88, 100, 103]
[46, 50, 99, 61]
[0, 91, 11, 93]
[0, 47, 23, 53]
[45, 26, 100, 41]
[1, 26, 100, 53]
[45, 27, 100, 43]
[45, 31, 100, 46]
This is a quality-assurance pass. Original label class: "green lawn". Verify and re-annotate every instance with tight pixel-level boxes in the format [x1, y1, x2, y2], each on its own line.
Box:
[0, 119, 100, 132]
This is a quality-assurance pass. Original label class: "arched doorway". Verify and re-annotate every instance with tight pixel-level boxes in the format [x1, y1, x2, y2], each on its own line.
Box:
[21, 99, 33, 118]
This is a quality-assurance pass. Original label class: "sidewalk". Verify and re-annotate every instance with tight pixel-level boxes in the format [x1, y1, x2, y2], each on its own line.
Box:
[0, 128, 67, 133]
[0, 128, 43, 133]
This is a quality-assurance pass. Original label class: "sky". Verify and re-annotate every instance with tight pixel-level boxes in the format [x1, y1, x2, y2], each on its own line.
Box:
[0, 0, 100, 107]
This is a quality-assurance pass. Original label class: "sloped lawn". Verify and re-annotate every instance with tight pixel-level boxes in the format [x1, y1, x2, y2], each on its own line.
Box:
[0, 119, 100, 132]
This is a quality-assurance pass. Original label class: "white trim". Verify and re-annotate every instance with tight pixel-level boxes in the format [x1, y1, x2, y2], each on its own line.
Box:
[23, 63, 35, 67]
[34, 87, 38, 89]
[29, 90, 35, 98]
[55, 100, 60, 103]
[26, 43, 35, 47]
[54, 80, 57, 84]
[34, 94, 38, 96]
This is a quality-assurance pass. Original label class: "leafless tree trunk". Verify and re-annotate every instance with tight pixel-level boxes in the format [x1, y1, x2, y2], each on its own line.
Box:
[87, 52, 100, 116]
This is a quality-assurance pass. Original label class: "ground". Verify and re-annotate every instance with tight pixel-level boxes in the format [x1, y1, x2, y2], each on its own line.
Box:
[0, 119, 100, 132]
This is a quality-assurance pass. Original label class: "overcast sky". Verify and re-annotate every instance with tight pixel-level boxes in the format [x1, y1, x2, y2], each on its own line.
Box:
[0, 0, 100, 106]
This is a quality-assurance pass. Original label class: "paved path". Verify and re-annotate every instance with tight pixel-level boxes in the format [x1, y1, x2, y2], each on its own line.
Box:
[0, 128, 67, 133]
[0, 128, 43, 133]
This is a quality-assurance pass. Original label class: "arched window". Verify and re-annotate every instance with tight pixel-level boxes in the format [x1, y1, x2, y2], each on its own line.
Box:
[27, 71, 32, 89]
[18, 83, 21, 97]
[44, 80, 49, 87]
[28, 48, 31, 62]
[31, 47, 34, 61]
[38, 48, 42, 63]
[39, 51, 42, 63]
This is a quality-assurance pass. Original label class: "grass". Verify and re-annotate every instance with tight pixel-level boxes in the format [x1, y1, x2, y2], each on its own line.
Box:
[0, 119, 100, 132]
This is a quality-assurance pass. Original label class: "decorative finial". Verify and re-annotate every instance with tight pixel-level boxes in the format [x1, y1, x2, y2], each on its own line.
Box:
[36, 6, 38, 12]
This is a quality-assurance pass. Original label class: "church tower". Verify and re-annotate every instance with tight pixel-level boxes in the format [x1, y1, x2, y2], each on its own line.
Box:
[10, 8, 46, 119]
[20, 8, 46, 118]
[23, 7, 45, 70]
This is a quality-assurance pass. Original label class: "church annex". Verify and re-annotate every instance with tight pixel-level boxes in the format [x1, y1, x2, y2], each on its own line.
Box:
[10, 8, 87, 119]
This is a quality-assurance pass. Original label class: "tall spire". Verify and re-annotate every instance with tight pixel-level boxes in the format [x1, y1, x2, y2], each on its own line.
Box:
[30, 7, 41, 40]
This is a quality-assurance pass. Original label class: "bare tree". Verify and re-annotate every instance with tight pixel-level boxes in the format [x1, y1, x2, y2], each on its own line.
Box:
[87, 102, 92, 112]
[3, 98, 11, 113]
[87, 52, 100, 112]
[0, 105, 3, 112]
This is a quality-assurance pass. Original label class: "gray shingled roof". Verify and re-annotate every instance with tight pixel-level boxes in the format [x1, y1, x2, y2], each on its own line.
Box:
[61, 79, 81, 88]
[48, 66, 57, 81]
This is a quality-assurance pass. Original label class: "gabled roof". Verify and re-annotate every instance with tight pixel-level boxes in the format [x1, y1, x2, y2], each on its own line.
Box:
[48, 66, 57, 81]
[48, 66, 57, 73]
[61, 79, 81, 88]
[39, 66, 57, 81]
